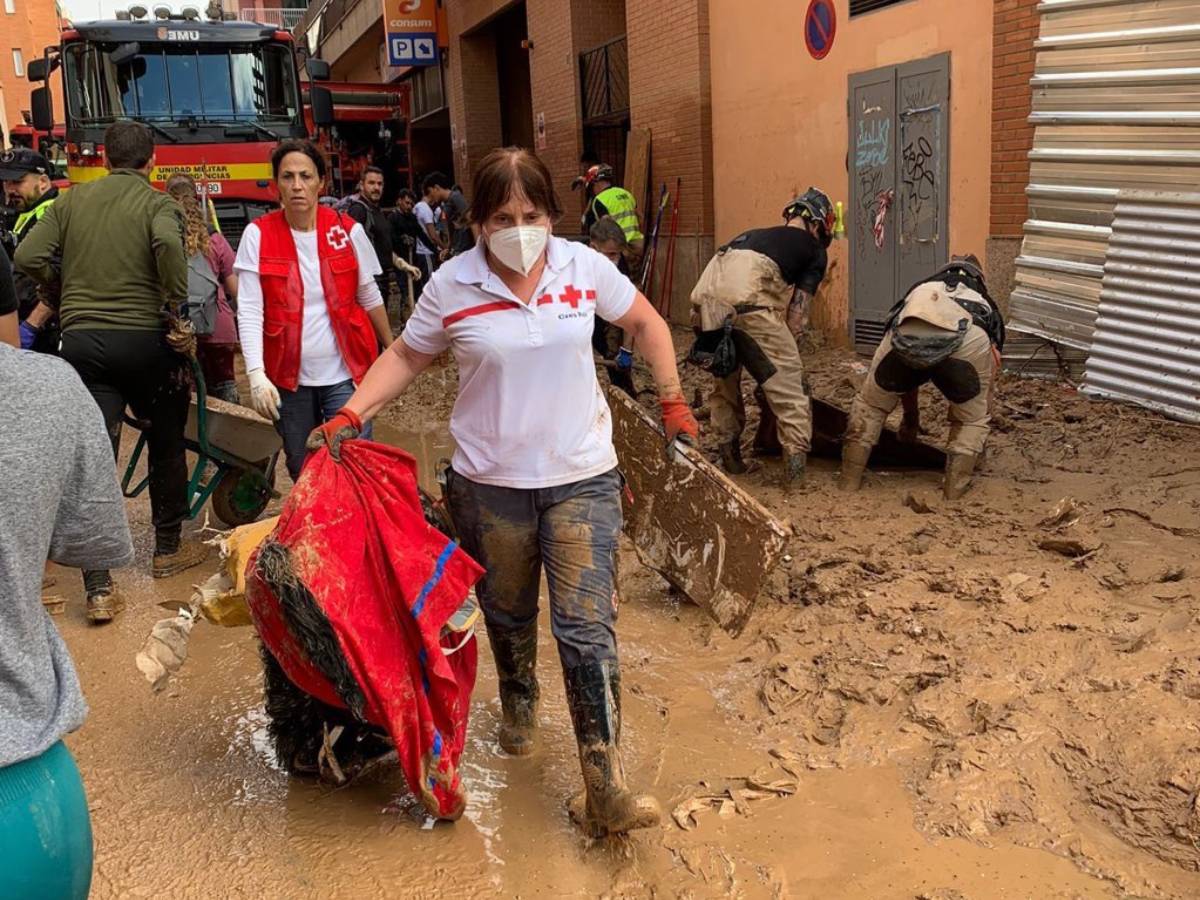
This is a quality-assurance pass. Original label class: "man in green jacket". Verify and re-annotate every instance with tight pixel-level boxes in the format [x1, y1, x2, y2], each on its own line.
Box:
[15, 121, 209, 624]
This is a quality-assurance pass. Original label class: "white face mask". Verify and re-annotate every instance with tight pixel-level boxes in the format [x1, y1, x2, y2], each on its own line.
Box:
[487, 225, 548, 276]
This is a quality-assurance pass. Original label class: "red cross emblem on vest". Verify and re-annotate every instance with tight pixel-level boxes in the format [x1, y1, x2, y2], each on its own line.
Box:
[326, 225, 350, 251]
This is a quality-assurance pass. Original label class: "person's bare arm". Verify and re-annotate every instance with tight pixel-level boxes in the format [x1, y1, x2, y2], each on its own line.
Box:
[786, 289, 812, 337]
[424, 221, 446, 251]
[366, 305, 393, 348]
[222, 273, 238, 306]
[613, 292, 683, 399]
[0, 312, 17, 348]
[343, 339, 436, 423]
[25, 301, 55, 328]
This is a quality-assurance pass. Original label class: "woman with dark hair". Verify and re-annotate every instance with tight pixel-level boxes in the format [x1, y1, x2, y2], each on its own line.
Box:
[234, 139, 394, 481]
[308, 146, 698, 838]
[164, 173, 240, 403]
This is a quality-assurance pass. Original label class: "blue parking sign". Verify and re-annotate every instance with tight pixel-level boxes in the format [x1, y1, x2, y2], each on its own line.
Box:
[388, 31, 439, 67]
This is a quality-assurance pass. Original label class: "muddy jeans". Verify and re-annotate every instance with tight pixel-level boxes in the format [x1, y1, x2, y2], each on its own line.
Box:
[708, 308, 812, 454]
[846, 323, 996, 455]
[446, 468, 622, 670]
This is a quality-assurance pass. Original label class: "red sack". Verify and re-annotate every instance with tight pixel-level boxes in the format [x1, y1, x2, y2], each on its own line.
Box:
[245, 440, 484, 820]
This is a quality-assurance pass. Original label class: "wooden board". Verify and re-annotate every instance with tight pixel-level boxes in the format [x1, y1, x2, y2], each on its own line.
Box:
[608, 388, 792, 636]
[623, 127, 652, 225]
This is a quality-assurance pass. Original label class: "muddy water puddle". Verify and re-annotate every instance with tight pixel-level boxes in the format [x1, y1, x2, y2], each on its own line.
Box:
[55, 427, 1123, 898]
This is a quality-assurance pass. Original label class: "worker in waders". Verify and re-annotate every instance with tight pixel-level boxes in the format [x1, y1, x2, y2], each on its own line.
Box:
[575, 164, 644, 263]
[308, 147, 699, 838]
[689, 187, 834, 486]
[839, 254, 1005, 499]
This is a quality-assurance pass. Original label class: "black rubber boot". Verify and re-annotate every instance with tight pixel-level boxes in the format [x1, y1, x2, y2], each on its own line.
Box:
[486, 622, 540, 756]
[751, 389, 783, 457]
[719, 440, 747, 475]
[783, 452, 806, 488]
[564, 660, 661, 838]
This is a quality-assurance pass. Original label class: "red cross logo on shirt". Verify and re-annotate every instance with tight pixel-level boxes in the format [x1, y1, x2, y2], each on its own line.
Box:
[326, 225, 350, 251]
[559, 285, 583, 309]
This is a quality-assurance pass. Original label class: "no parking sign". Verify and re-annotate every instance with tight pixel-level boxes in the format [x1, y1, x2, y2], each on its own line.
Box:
[804, 0, 837, 60]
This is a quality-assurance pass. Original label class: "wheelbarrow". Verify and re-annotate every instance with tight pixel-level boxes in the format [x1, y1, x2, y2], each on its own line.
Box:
[121, 359, 282, 527]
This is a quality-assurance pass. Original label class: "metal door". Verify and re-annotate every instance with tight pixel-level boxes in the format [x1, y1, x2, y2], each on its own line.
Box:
[849, 52, 950, 354]
[848, 65, 897, 352]
[896, 54, 950, 294]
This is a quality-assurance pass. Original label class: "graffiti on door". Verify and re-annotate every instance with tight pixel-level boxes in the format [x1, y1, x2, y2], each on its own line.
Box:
[854, 98, 895, 258]
[899, 78, 941, 246]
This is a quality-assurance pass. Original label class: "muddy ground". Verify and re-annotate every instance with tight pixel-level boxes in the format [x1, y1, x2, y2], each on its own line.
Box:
[49, 333, 1200, 898]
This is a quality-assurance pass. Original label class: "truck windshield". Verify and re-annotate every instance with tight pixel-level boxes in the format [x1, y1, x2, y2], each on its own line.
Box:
[63, 41, 299, 125]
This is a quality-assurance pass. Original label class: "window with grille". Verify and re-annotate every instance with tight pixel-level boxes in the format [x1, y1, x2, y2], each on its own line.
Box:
[850, 0, 914, 16]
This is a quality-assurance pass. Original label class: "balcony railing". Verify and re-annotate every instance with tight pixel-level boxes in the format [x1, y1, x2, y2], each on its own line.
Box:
[239, 8, 308, 29]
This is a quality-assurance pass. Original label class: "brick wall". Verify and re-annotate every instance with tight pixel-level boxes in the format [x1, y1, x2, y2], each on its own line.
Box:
[527, 0, 583, 219]
[990, 0, 1039, 238]
[448, 0, 627, 223]
[445, 1, 506, 185]
[627, 0, 713, 320]
[572, 0, 626, 52]
[0, 0, 63, 145]
[444, 0, 714, 323]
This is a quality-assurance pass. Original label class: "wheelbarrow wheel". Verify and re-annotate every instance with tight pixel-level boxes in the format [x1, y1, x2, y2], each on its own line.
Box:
[211, 463, 275, 527]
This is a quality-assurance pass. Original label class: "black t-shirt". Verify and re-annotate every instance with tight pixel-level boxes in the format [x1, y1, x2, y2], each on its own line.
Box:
[723, 226, 828, 295]
[389, 209, 423, 254]
[0, 250, 17, 316]
[346, 198, 393, 273]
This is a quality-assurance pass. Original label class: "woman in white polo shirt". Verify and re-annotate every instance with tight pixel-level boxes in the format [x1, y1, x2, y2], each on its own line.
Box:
[308, 147, 697, 837]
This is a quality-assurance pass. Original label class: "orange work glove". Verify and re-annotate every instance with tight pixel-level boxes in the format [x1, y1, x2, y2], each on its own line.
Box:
[305, 407, 363, 461]
[660, 396, 700, 446]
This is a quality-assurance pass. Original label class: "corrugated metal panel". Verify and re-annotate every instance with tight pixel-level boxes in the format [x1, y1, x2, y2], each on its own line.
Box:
[1009, 0, 1200, 351]
[1082, 190, 1200, 421]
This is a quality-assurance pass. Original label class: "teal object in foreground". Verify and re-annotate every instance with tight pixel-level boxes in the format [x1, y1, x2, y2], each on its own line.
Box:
[0, 741, 93, 900]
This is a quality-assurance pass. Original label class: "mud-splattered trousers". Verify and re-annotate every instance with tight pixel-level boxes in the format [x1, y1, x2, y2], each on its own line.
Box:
[446, 468, 621, 669]
[845, 322, 997, 455]
[691, 249, 812, 455]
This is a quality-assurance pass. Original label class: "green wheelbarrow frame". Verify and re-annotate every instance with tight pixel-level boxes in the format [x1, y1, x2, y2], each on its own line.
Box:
[120, 358, 282, 525]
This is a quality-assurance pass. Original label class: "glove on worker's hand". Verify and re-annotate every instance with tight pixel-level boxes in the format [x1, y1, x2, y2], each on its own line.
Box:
[165, 314, 197, 358]
[660, 396, 700, 446]
[18, 320, 39, 350]
[306, 407, 362, 461]
[898, 417, 922, 445]
[247, 368, 282, 422]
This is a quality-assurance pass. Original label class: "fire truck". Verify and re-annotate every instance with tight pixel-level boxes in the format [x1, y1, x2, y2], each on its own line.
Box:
[25, 10, 334, 246]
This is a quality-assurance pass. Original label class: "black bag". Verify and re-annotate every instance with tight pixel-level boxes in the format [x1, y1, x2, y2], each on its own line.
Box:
[686, 316, 738, 379]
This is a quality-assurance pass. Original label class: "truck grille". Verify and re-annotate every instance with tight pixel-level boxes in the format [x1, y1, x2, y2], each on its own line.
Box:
[213, 200, 274, 249]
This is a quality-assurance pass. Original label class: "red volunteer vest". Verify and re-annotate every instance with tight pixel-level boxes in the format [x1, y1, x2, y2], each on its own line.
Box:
[256, 206, 378, 391]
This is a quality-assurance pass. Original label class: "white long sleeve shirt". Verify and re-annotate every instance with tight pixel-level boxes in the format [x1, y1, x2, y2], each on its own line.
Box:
[234, 219, 384, 387]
